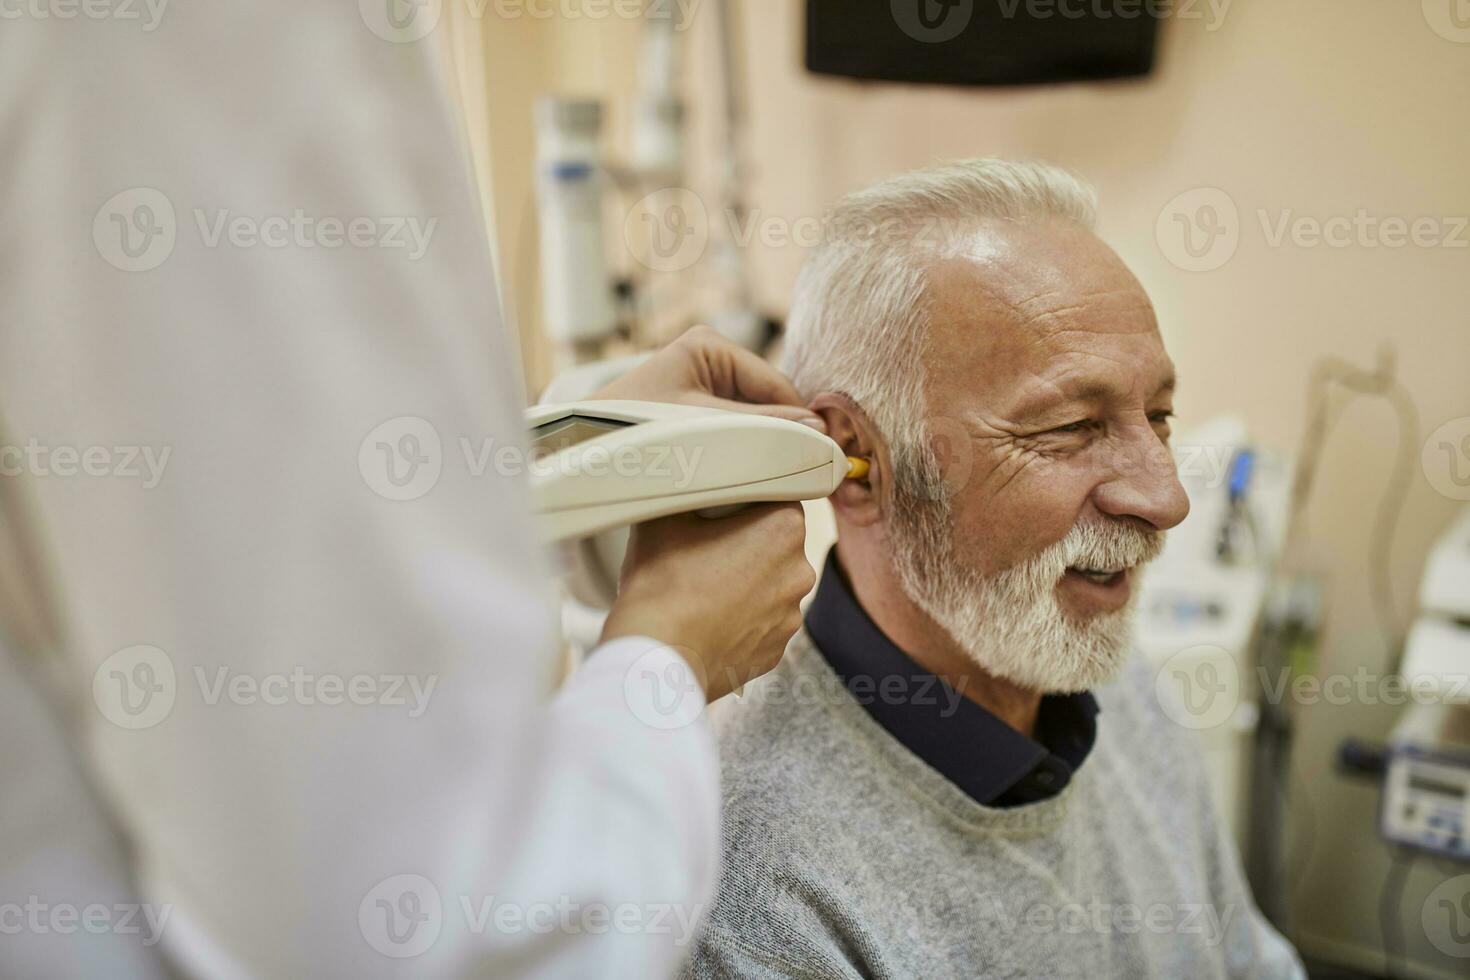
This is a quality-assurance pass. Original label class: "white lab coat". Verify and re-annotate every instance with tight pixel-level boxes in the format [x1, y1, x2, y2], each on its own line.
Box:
[0, 5, 717, 978]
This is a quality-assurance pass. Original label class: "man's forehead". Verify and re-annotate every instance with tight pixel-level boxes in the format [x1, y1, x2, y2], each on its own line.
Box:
[919, 221, 1167, 406]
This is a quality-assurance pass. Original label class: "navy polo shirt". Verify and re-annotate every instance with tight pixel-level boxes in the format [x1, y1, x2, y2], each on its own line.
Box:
[804, 550, 1099, 807]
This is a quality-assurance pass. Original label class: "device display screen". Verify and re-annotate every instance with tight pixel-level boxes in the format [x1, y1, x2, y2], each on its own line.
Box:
[531, 415, 633, 454]
[1409, 773, 1466, 800]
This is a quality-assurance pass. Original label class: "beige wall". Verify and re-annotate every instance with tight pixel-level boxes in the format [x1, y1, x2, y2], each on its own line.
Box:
[470, 1, 1470, 973]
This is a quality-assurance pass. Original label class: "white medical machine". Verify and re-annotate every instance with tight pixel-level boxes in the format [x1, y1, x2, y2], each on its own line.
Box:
[527, 400, 853, 542]
[535, 1, 768, 372]
[1380, 506, 1470, 860]
[1132, 416, 1296, 848]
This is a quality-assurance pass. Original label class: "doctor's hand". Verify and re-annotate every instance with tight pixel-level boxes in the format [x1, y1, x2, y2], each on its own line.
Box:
[600, 502, 816, 704]
[590, 325, 826, 433]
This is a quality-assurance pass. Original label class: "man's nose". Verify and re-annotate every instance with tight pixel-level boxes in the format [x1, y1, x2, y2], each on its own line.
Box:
[1091, 437, 1190, 531]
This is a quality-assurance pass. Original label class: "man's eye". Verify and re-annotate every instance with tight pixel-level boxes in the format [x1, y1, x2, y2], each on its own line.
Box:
[1148, 411, 1175, 427]
[1050, 420, 1097, 435]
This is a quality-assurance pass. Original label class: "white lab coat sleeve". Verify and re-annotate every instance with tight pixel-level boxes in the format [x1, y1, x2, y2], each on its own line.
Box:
[0, 5, 718, 979]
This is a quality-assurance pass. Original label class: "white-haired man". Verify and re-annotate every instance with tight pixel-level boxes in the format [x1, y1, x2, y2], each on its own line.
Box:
[680, 160, 1304, 979]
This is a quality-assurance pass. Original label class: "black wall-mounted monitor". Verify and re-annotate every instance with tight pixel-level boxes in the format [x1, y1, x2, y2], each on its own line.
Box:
[806, 1, 1161, 87]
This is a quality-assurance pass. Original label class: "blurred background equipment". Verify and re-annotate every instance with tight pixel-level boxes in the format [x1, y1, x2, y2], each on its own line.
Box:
[534, 98, 620, 363]
[531, 0, 772, 377]
[1380, 508, 1470, 862]
[1132, 415, 1294, 845]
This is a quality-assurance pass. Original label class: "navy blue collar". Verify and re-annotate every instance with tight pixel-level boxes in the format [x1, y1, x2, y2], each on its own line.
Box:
[805, 549, 1099, 808]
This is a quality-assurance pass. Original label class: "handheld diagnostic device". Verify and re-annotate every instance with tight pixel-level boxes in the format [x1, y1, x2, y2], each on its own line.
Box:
[526, 400, 852, 541]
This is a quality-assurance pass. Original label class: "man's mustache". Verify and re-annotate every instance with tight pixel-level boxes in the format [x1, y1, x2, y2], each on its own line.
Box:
[1042, 519, 1165, 577]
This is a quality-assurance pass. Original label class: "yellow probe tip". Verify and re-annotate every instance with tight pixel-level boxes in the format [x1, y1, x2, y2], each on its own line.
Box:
[845, 456, 870, 481]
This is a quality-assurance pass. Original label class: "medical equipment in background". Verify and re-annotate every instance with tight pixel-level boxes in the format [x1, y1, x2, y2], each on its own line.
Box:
[1132, 417, 1296, 855]
[1337, 508, 1470, 860]
[527, 400, 853, 542]
[1238, 346, 1452, 978]
[534, 1, 769, 373]
[1377, 507, 1470, 861]
[534, 98, 619, 364]
[1334, 506, 1470, 979]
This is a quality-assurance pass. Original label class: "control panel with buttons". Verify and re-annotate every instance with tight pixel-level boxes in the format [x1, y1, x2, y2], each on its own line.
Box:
[1381, 748, 1470, 859]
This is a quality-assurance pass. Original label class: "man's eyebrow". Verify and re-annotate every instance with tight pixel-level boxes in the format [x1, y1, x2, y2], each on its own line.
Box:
[1011, 372, 1176, 417]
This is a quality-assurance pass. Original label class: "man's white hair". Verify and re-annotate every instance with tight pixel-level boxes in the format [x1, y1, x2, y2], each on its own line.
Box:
[781, 158, 1097, 492]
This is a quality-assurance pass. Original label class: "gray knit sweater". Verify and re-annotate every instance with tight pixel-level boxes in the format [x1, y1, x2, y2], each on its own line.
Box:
[680, 630, 1303, 979]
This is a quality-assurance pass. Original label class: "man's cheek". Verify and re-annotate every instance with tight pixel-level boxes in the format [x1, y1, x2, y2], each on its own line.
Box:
[977, 474, 1090, 564]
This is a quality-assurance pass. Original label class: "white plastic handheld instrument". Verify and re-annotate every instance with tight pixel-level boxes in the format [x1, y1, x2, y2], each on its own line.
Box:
[526, 400, 856, 541]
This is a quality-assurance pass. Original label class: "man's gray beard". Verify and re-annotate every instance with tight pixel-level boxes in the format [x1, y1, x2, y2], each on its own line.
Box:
[890, 488, 1164, 694]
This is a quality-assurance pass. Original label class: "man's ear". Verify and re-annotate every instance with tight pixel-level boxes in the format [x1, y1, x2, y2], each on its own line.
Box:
[810, 392, 885, 528]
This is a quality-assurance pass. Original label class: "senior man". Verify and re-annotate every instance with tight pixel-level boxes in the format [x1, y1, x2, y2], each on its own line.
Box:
[681, 160, 1303, 979]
